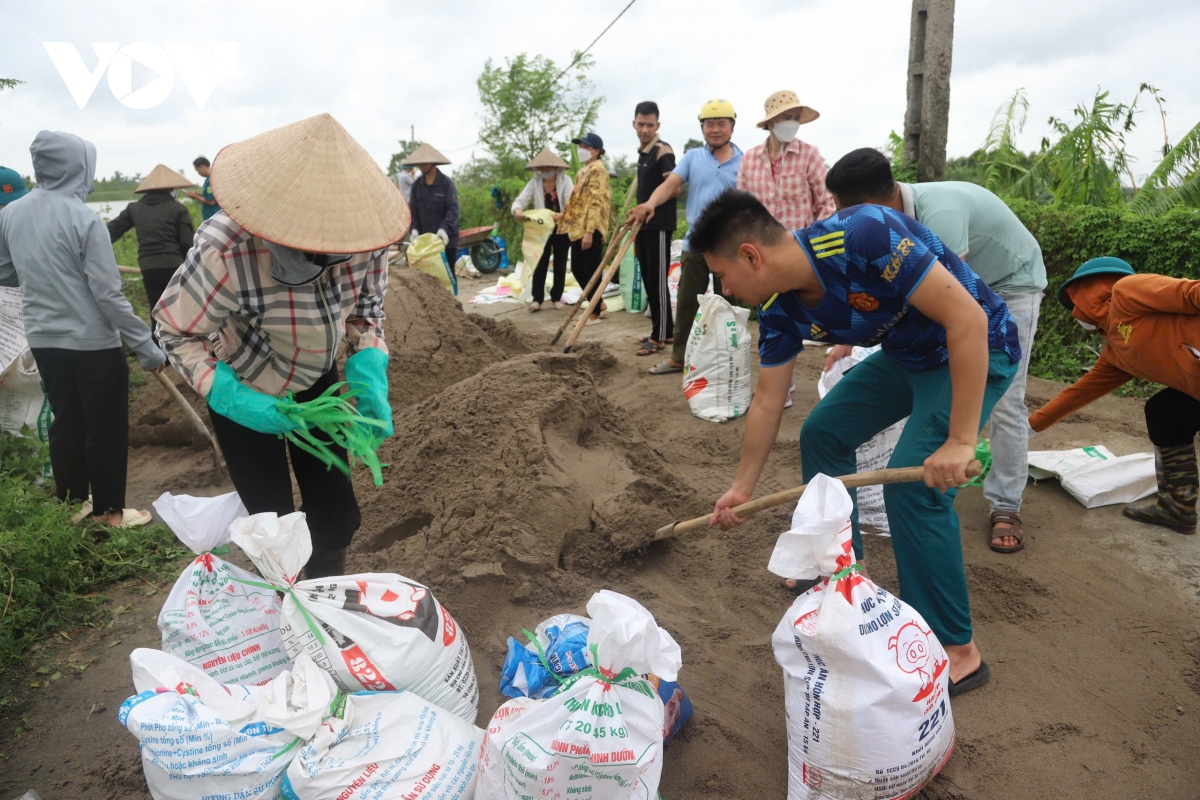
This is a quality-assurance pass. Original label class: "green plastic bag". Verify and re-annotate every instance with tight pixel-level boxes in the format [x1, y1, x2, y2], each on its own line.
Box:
[619, 249, 644, 313]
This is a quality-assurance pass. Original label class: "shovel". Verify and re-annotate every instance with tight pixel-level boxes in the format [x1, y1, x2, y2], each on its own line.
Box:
[652, 461, 983, 541]
[153, 369, 225, 473]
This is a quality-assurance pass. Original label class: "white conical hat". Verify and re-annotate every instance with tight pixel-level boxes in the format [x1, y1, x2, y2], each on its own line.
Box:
[211, 113, 410, 253]
[401, 143, 451, 167]
[135, 164, 195, 193]
[525, 147, 570, 171]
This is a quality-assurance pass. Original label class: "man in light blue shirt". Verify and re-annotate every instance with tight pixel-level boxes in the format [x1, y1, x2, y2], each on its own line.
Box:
[825, 147, 1048, 555]
[630, 98, 743, 374]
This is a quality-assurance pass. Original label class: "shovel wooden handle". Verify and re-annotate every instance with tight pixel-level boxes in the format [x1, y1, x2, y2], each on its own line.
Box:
[549, 226, 628, 346]
[154, 369, 223, 471]
[652, 461, 983, 541]
[562, 219, 643, 353]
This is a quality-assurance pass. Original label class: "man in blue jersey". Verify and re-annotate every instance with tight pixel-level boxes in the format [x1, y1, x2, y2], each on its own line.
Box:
[695, 189, 1020, 697]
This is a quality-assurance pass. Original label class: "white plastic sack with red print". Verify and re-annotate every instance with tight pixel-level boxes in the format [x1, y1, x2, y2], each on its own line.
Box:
[476, 590, 682, 800]
[153, 491, 289, 685]
[230, 511, 479, 722]
[769, 475, 955, 800]
[682, 294, 752, 423]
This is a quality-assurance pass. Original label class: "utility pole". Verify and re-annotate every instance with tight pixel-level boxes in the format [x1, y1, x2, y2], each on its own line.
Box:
[903, 0, 955, 182]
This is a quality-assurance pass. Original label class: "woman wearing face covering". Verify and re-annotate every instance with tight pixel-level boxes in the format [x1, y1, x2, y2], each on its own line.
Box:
[154, 114, 406, 578]
[560, 133, 611, 323]
[1030, 257, 1200, 534]
[737, 90, 836, 230]
[512, 148, 574, 311]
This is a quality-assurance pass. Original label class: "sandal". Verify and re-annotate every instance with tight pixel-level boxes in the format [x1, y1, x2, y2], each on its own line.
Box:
[71, 498, 95, 524]
[586, 316, 605, 326]
[948, 661, 990, 698]
[649, 361, 683, 375]
[780, 577, 821, 596]
[553, 301, 568, 310]
[636, 341, 665, 356]
[529, 302, 542, 312]
[988, 511, 1025, 554]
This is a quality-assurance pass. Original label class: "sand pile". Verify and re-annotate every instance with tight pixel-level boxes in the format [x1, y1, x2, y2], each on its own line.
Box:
[350, 351, 691, 594]
[384, 268, 536, 409]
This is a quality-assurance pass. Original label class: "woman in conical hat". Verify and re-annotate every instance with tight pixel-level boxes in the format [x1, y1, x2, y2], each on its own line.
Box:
[154, 113, 409, 578]
[511, 147, 573, 311]
[403, 143, 459, 258]
[106, 164, 197, 311]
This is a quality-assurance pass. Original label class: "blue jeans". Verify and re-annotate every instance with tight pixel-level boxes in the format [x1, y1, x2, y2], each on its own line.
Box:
[800, 349, 1018, 645]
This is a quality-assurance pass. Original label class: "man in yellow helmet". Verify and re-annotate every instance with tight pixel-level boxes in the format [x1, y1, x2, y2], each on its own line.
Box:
[630, 98, 743, 375]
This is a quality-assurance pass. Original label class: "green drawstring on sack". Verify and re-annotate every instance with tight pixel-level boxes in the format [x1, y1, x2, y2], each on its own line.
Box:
[274, 381, 389, 486]
[521, 630, 648, 696]
[229, 575, 328, 648]
[964, 438, 992, 488]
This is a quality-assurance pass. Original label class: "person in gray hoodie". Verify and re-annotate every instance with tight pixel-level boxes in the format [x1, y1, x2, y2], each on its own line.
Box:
[0, 131, 164, 528]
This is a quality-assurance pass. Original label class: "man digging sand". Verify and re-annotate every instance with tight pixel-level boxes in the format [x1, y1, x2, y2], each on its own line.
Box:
[697, 190, 1021, 697]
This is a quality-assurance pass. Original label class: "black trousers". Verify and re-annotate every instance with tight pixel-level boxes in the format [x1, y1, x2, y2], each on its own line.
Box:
[532, 232, 570, 304]
[637, 228, 673, 343]
[31, 347, 129, 515]
[1145, 387, 1200, 447]
[208, 366, 361, 552]
[570, 231, 605, 312]
[141, 269, 173, 316]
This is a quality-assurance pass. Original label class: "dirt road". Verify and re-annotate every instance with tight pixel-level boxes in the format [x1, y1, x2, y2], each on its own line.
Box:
[2, 271, 1198, 800]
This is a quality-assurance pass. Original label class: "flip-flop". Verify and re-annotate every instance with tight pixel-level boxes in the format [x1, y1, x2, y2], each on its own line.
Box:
[948, 661, 990, 698]
[114, 508, 153, 529]
[586, 316, 605, 326]
[649, 361, 682, 375]
[636, 342, 665, 356]
[529, 302, 542, 312]
[988, 511, 1025, 554]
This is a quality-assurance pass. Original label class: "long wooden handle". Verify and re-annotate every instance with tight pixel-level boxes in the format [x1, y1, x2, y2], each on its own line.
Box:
[652, 461, 983, 541]
[154, 370, 222, 470]
[549, 226, 627, 346]
[118, 265, 140, 275]
[562, 219, 643, 353]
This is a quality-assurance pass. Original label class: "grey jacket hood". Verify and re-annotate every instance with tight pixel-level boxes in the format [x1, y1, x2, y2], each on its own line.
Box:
[31, 130, 96, 201]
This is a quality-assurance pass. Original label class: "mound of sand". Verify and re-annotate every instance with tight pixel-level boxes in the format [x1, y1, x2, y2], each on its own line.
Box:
[350, 351, 690, 592]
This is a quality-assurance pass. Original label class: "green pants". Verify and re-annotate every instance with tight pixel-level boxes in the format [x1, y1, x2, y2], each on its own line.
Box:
[800, 349, 1017, 645]
[671, 250, 722, 364]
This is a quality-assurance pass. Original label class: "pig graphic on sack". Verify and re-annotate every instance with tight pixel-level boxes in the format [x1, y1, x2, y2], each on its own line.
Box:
[888, 621, 947, 701]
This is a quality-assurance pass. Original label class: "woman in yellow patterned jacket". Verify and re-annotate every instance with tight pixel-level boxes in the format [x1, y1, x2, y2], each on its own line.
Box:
[561, 132, 612, 323]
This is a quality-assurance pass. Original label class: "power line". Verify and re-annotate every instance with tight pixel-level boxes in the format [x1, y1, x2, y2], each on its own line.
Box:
[552, 0, 639, 85]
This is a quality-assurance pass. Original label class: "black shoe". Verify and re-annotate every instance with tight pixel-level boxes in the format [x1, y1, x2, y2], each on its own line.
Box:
[303, 547, 347, 581]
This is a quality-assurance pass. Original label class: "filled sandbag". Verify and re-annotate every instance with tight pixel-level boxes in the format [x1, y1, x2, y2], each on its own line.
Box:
[154, 491, 288, 685]
[682, 294, 751, 423]
[231, 511, 479, 722]
[770, 475, 955, 799]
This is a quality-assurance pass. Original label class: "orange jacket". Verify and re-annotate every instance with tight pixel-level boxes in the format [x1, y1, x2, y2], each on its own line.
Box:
[1029, 274, 1200, 432]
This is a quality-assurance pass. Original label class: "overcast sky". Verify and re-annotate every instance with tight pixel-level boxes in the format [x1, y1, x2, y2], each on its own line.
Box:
[2, 0, 1198, 189]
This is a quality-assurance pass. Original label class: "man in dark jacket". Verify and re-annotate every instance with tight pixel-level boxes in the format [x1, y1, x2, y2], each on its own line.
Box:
[107, 164, 196, 311]
[403, 143, 459, 257]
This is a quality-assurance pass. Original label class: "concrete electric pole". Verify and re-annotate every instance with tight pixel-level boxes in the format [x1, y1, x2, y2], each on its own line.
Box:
[903, 0, 955, 182]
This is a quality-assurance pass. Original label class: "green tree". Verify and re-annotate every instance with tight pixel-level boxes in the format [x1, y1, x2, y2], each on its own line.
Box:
[683, 138, 704, 153]
[978, 88, 1032, 194]
[476, 52, 603, 167]
[1127, 86, 1200, 215]
[387, 139, 424, 177]
[885, 131, 918, 183]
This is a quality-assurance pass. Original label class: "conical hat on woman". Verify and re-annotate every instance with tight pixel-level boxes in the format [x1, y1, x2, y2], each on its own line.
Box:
[525, 147, 569, 171]
[210, 113, 410, 254]
[135, 164, 195, 193]
[401, 143, 451, 167]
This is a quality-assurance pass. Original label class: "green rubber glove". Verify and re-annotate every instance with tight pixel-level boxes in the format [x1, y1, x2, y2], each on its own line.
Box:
[344, 348, 393, 441]
[206, 361, 302, 435]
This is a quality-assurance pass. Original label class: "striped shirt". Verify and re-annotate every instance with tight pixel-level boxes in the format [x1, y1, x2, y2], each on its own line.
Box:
[153, 213, 388, 398]
[737, 138, 836, 230]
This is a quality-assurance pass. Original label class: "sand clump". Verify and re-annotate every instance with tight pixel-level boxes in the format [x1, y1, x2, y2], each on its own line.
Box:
[351, 351, 690, 594]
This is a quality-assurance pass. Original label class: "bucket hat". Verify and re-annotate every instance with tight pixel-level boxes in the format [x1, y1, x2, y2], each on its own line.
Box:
[1057, 256, 1136, 309]
[757, 90, 820, 128]
[402, 143, 451, 167]
[135, 164, 196, 193]
[211, 113, 409, 254]
[525, 147, 570, 171]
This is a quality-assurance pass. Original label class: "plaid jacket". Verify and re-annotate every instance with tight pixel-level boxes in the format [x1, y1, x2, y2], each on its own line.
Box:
[737, 138, 836, 230]
[153, 213, 388, 398]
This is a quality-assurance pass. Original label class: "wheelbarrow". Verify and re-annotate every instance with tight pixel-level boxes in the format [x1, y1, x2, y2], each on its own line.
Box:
[459, 225, 505, 274]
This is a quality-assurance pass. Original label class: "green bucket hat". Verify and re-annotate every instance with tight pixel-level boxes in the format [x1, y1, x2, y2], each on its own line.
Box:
[0, 166, 29, 205]
[1057, 256, 1135, 310]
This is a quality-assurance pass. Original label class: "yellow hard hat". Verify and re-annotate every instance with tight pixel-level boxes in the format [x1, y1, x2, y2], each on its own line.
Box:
[698, 98, 737, 121]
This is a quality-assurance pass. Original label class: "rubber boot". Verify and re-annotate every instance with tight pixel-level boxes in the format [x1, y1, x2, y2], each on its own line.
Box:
[302, 547, 347, 580]
[1122, 444, 1198, 534]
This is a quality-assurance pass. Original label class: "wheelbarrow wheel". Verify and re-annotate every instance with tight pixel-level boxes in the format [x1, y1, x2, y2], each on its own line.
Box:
[471, 239, 503, 274]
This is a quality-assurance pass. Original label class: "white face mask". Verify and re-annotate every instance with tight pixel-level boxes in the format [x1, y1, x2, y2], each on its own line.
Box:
[1075, 319, 1098, 331]
[772, 120, 801, 143]
[578, 148, 593, 163]
[536, 170, 555, 181]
